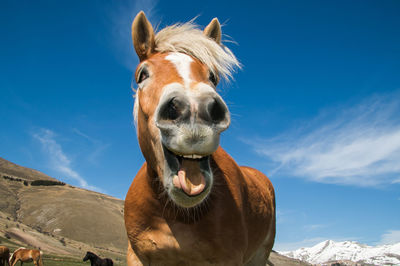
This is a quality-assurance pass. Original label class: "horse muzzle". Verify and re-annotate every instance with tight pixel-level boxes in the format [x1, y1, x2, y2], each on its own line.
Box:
[155, 86, 230, 207]
[155, 89, 230, 152]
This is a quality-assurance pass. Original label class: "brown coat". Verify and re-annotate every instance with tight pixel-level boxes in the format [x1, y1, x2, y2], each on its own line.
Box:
[125, 147, 276, 265]
[9, 248, 42, 266]
[0, 246, 10, 266]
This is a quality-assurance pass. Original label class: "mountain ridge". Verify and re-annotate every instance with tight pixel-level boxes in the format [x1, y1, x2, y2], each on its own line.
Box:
[280, 239, 400, 265]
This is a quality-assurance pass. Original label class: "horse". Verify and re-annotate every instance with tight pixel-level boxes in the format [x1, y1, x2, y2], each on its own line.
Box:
[9, 248, 43, 266]
[124, 11, 276, 265]
[0, 246, 10, 266]
[82, 252, 113, 266]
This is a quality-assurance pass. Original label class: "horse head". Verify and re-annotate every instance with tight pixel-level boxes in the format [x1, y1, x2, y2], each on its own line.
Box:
[131, 12, 239, 208]
[83, 251, 94, 262]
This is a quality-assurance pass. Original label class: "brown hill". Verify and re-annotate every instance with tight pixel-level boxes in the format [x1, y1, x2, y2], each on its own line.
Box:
[0, 157, 127, 262]
[0, 157, 307, 265]
[0, 157, 57, 181]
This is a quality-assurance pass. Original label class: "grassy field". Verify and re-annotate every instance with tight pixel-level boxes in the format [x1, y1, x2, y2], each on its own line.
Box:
[43, 254, 126, 266]
[42, 256, 87, 266]
[1, 236, 101, 266]
[0, 234, 126, 265]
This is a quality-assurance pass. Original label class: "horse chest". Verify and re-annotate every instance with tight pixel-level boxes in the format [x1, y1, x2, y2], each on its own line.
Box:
[133, 220, 246, 264]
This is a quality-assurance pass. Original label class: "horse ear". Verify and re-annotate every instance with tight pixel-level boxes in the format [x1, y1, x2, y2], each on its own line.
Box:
[132, 11, 155, 61]
[204, 18, 221, 44]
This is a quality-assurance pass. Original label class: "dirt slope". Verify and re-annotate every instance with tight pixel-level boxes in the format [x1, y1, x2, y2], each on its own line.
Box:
[0, 160, 127, 258]
[0, 157, 56, 181]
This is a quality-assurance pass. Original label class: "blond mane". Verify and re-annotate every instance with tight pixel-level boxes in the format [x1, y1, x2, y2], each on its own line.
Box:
[154, 21, 240, 81]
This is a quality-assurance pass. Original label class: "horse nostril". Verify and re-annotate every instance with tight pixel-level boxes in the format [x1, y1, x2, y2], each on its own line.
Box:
[158, 96, 189, 123]
[166, 98, 180, 120]
[198, 96, 230, 131]
[208, 97, 227, 123]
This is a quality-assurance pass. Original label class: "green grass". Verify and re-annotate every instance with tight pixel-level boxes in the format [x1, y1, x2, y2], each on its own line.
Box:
[4, 252, 125, 266]
[42, 257, 86, 266]
[0, 237, 85, 266]
[42, 254, 126, 266]
[0, 236, 126, 265]
[43, 258, 85, 266]
[0, 235, 20, 249]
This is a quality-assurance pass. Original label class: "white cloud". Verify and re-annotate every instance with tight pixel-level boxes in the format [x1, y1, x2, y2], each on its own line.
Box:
[378, 230, 400, 245]
[33, 128, 103, 192]
[250, 92, 400, 187]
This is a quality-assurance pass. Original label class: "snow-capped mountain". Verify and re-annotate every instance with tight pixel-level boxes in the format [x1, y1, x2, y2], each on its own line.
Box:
[279, 240, 400, 265]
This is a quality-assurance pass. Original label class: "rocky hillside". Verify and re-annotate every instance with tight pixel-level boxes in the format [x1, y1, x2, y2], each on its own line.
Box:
[0, 157, 127, 263]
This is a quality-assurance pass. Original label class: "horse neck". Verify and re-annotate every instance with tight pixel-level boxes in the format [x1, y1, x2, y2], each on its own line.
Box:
[88, 254, 95, 262]
[9, 252, 17, 264]
[10, 249, 21, 260]
[89, 253, 100, 263]
[144, 162, 166, 196]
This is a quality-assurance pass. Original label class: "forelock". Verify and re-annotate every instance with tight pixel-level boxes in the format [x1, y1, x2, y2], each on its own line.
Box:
[154, 21, 241, 81]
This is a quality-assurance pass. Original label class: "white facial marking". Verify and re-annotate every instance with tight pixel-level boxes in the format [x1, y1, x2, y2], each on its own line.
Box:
[165, 53, 193, 87]
[193, 82, 216, 94]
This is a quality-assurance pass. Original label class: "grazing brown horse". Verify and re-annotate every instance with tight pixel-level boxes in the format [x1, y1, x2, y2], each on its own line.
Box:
[124, 11, 276, 265]
[9, 248, 43, 266]
[0, 246, 10, 266]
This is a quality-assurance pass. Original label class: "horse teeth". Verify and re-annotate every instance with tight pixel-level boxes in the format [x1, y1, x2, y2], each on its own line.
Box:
[182, 154, 203, 159]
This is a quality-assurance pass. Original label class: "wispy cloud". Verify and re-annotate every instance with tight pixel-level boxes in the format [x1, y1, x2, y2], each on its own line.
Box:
[72, 128, 95, 142]
[72, 128, 110, 165]
[276, 209, 306, 225]
[378, 230, 400, 245]
[33, 128, 103, 192]
[304, 224, 328, 232]
[249, 92, 400, 187]
[106, 0, 158, 70]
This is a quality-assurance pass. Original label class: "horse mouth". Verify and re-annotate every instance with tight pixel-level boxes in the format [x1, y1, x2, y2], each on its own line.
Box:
[163, 145, 212, 207]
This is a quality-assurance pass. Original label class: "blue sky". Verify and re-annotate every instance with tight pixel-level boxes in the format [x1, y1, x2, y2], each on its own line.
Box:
[1, 0, 399, 251]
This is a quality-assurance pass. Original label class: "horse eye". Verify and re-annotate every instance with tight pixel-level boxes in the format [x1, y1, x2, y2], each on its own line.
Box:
[209, 71, 218, 86]
[137, 66, 149, 84]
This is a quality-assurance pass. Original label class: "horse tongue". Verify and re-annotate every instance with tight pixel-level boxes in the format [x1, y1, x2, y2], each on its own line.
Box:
[177, 159, 205, 196]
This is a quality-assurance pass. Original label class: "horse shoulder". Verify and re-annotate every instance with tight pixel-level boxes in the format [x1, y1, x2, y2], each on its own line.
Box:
[106, 258, 113, 266]
[213, 147, 275, 262]
[212, 147, 275, 206]
[240, 166, 275, 205]
[239, 165, 276, 263]
[32, 250, 40, 259]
